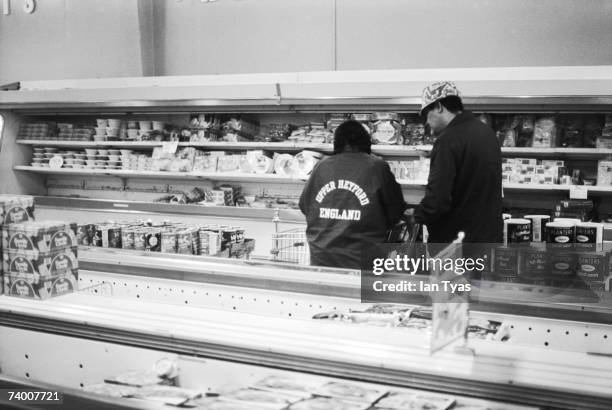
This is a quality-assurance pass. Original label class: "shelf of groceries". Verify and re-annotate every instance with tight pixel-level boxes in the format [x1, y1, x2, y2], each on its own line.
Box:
[16, 166, 612, 194]
[16, 139, 612, 159]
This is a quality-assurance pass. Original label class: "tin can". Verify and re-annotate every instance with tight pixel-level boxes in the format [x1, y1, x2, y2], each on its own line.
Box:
[92, 224, 106, 247]
[108, 225, 122, 249]
[145, 228, 161, 252]
[493, 246, 520, 282]
[524, 215, 550, 242]
[549, 251, 577, 283]
[220, 228, 237, 249]
[161, 230, 177, 253]
[546, 222, 575, 250]
[503, 218, 531, 245]
[520, 246, 549, 285]
[76, 224, 91, 246]
[575, 222, 603, 251]
[133, 229, 147, 251]
[121, 227, 135, 250]
[176, 230, 193, 254]
[577, 252, 609, 282]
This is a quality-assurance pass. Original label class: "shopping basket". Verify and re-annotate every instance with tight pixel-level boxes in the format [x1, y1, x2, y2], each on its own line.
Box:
[270, 209, 310, 265]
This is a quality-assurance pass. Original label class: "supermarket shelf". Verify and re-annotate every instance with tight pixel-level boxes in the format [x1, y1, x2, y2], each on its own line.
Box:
[17, 139, 432, 156]
[18, 167, 612, 194]
[14, 165, 309, 184]
[503, 183, 612, 194]
[35, 196, 305, 223]
[18, 140, 612, 159]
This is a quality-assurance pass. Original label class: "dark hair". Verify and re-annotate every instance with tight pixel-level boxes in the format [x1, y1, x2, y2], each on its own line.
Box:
[333, 120, 372, 154]
[421, 95, 464, 118]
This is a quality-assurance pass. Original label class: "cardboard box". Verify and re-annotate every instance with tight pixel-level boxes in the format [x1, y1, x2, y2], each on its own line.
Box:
[0, 195, 35, 225]
[2, 246, 78, 277]
[2, 221, 78, 255]
[3, 271, 78, 300]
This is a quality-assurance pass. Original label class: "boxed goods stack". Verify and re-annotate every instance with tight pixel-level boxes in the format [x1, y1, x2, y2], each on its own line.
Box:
[0, 195, 36, 295]
[2, 221, 78, 299]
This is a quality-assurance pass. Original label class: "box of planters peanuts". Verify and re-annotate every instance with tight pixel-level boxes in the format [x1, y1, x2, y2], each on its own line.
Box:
[0, 195, 36, 295]
[1, 220, 79, 300]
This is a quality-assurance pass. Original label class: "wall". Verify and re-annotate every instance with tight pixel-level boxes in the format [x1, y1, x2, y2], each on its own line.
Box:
[153, 0, 612, 75]
[0, 0, 144, 84]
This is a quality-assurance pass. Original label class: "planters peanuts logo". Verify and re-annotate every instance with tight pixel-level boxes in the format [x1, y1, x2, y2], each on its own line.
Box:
[4, 207, 30, 224]
[10, 256, 35, 274]
[11, 280, 35, 298]
[9, 233, 34, 251]
[50, 231, 72, 251]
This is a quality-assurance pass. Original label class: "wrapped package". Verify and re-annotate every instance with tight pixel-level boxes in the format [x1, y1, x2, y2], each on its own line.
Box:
[217, 155, 241, 172]
[294, 150, 322, 177]
[273, 153, 300, 177]
[584, 115, 603, 148]
[3, 221, 77, 255]
[248, 152, 275, 174]
[532, 116, 557, 148]
[193, 152, 219, 172]
[559, 116, 584, 147]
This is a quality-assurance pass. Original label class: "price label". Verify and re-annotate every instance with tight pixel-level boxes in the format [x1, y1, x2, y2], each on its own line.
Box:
[161, 141, 178, 155]
[569, 185, 588, 199]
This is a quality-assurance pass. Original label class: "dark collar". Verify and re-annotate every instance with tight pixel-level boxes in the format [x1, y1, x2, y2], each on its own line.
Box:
[447, 111, 474, 128]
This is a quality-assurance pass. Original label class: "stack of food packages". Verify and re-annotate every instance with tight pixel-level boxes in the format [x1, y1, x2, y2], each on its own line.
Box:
[387, 157, 430, 182]
[77, 221, 254, 259]
[18, 122, 57, 140]
[502, 158, 567, 185]
[492, 208, 611, 292]
[85, 364, 468, 410]
[0, 195, 36, 296]
[495, 114, 612, 148]
[2, 216, 79, 300]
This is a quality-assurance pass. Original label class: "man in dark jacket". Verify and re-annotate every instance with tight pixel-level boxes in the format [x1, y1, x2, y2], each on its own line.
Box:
[415, 81, 503, 245]
[299, 120, 407, 269]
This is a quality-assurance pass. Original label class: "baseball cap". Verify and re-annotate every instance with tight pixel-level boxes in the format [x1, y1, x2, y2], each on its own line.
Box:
[420, 81, 461, 115]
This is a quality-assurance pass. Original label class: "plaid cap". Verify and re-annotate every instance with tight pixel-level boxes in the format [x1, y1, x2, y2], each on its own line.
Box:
[420, 81, 460, 115]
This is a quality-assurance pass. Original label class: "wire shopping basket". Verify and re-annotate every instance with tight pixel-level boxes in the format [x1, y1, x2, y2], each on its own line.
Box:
[270, 209, 310, 265]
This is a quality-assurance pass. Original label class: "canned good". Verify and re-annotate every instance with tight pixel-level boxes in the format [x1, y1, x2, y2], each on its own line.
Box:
[493, 246, 520, 282]
[92, 224, 106, 247]
[161, 230, 177, 253]
[76, 224, 91, 246]
[524, 215, 550, 242]
[121, 228, 135, 250]
[108, 225, 122, 249]
[145, 228, 161, 252]
[549, 251, 577, 281]
[546, 221, 575, 249]
[133, 229, 147, 251]
[520, 247, 549, 284]
[577, 252, 609, 282]
[503, 218, 531, 245]
[176, 230, 193, 254]
[233, 227, 245, 244]
[575, 222, 603, 251]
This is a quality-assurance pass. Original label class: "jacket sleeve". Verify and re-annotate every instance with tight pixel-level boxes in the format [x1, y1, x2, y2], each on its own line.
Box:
[299, 162, 320, 215]
[380, 162, 408, 229]
[415, 137, 456, 225]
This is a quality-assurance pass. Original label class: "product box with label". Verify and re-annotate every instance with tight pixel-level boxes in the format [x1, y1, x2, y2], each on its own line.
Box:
[3, 271, 78, 300]
[2, 221, 78, 255]
[0, 195, 35, 225]
[2, 246, 78, 278]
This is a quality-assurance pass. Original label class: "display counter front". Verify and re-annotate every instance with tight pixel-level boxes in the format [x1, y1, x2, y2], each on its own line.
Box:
[1, 248, 612, 409]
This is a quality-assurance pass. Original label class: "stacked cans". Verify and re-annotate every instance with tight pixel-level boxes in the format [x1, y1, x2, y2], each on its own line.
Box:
[198, 225, 245, 256]
[2, 221, 78, 299]
[492, 214, 609, 289]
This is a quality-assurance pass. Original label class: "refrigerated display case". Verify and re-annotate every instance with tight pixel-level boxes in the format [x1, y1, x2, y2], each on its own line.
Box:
[1, 66, 612, 409]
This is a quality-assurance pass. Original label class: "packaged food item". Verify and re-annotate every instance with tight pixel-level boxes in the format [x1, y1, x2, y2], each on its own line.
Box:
[371, 113, 402, 145]
[251, 375, 315, 399]
[559, 116, 584, 147]
[161, 230, 177, 253]
[375, 392, 456, 410]
[134, 385, 202, 406]
[2, 221, 77, 255]
[597, 160, 612, 186]
[546, 221, 576, 249]
[503, 219, 531, 245]
[314, 381, 386, 404]
[82, 383, 138, 398]
[3, 270, 78, 299]
[532, 116, 557, 148]
[0, 195, 35, 225]
[3, 246, 78, 277]
[288, 397, 369, 410]
[219, 388, 298, 409]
